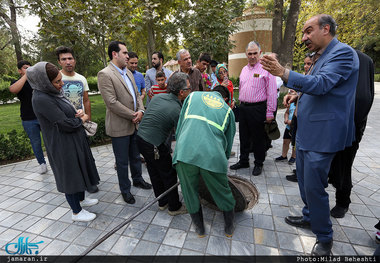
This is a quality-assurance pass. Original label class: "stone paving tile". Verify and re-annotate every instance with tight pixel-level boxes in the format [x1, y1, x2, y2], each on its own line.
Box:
[26, 218, 55, 235]
[40, 239, 70, 255]
[156, 244, 181, 255]
[61, 243, 86, 255]
[73, 227, 103, 246]
[132, 240, 160, 255]
[183, 232, 209, 253]
[254, 228, 278, 248]
[142, 224, 168, 243]
[353, 244, 377, 255]
[12, 215, 41, 231]
[206, 235, 231, 255]
[253, 214, 274, 230]
[356, 215, 379, 231]
[231, 225, 254, 243]
[342, 226, 375, 247]
[331, 241, 357, 255]
[255, 244, 279, 255]
[336, 213, 363, 229]
[96, 233, 120, 253]
[40, 221, 70, 239]
[162, 228, 187, 248]
[57, 225, 86, 242]
[231, 240, 255, 255]
[299, 235, 315, 255]
[45, 206, 70, 220]
[169, 213, 192, 231]
[109, 235, 139, 255]
[151, 210, 173, 227]
[277, 232, 303, 253]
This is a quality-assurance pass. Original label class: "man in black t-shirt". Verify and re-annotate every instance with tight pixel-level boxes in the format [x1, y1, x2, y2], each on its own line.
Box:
[9, 60, 47, 174]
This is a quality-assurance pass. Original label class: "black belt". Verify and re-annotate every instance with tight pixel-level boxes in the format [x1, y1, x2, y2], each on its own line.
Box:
[240, 101, 266, 106]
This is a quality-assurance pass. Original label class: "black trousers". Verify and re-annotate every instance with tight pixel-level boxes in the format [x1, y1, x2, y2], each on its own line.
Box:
[65, 192, 85, 213]
[239, 102, 267, 166]
[328, 118, 366, 208]
[137, 136, 181, 211]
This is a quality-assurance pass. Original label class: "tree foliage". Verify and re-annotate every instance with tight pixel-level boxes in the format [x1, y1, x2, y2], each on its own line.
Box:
[293, 0, 380, 71]
[175, 0, 245, 63]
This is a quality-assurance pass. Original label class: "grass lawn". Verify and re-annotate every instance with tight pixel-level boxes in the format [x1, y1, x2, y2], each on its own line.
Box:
[0, 94, 107, 134]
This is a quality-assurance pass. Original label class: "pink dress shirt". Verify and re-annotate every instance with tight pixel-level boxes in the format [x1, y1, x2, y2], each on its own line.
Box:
[239, 62, 277, 118]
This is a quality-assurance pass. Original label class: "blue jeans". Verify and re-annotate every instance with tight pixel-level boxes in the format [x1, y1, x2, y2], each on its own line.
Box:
[22, 119, 46, 165]
[111, 132, 143, 194]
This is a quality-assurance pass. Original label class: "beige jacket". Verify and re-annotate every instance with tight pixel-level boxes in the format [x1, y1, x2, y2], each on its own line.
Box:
[97, 63, 144, 137]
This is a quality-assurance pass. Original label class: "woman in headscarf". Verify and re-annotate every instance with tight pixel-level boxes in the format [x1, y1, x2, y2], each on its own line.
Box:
[211, 64, 235, 107]
[27, 62, 100, 222]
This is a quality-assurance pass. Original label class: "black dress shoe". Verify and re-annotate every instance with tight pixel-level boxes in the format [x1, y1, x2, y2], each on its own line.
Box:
[285, 216, 311, 229]
[122, 193, 136, 204]
[252, 165, 263, 176]
[330, 205, 348, 218]
[230, 161, 249, 170]
[286, 174, 298, 182]
[311, 240, 333, 256]
[133, 180, 152, 189]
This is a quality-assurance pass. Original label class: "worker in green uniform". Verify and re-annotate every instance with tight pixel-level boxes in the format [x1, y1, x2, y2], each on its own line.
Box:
[173, 85, 236, 237]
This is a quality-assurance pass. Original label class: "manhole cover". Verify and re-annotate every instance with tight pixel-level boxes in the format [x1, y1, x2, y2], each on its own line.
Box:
[199, 174, 259, 212]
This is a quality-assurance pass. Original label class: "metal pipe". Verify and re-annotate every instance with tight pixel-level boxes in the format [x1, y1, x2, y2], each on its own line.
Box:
[75, 181, 180, 260]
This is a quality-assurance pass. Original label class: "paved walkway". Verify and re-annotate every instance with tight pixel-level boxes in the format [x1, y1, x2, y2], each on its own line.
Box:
[0, 96, 379, 256]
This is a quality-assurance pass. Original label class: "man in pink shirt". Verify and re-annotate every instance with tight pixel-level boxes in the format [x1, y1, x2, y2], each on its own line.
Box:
[230, 41, 277, 176]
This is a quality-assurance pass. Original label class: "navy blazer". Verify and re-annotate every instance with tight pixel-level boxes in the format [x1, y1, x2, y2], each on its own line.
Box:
[286, 38, 359, 153]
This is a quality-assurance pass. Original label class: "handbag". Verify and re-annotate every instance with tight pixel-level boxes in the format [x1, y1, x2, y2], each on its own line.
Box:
[83, 120, 98, 136]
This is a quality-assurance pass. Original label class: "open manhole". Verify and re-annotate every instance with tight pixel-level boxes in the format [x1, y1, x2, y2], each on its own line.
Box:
[199, 174, 259, 212]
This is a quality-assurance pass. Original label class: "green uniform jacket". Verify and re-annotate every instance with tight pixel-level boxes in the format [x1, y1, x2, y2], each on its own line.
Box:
[173, 91, 236, 174]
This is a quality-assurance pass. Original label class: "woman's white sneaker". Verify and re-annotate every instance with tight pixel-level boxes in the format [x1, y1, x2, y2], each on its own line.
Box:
[72, 209, 96, 222]
[80, 198, 99, 207]
[39, 163, 48, 174]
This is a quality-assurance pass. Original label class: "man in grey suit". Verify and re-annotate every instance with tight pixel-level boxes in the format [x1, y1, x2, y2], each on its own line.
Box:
[98, 41, 152, 204]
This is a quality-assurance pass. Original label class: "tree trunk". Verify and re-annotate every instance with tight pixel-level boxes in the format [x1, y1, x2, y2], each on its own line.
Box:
[146, 19, 155, 68]
[0, 0, 23, 61]
[8, 0, 23, 61]
[272, 0, 283, 55]
[280, 0, 302, 68]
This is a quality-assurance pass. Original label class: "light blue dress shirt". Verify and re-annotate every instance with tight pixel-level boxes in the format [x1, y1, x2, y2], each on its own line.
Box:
[111, 62, 137, 111]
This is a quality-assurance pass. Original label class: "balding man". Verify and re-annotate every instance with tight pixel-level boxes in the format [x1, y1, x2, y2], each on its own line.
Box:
[230, 41, 277, 176]
[261, 14, 359, 255]
[176, 49, 204, 92]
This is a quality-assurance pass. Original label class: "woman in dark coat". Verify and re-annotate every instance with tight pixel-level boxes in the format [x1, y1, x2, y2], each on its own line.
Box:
[27, 62, 100, 222]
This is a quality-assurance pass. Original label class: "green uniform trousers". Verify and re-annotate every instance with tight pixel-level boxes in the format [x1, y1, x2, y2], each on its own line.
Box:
[175, 161, 236, 214]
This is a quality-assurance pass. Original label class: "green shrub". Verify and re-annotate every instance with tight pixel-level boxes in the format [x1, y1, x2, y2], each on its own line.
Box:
[375, 74, 380, 82]
[88, 117, 110, 145]
[87, 76, 98, 92]
[0, 130, 32, 162]
[230, 76, 239, 87]
[0, 80, 16, 104]
[277, 92, 287, 109]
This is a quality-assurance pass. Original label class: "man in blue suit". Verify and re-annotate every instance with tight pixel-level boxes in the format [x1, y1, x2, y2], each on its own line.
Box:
[261, 14, 359, 255]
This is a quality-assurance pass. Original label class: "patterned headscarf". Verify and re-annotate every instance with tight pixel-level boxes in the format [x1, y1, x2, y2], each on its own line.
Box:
[215, 64, 228, 80]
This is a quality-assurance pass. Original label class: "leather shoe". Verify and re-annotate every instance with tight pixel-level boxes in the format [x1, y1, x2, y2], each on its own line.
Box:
[133, 180, 152, 189]
[122, 193, 135, 204]
[252, 165, 262, 176]
[230, 161, 249, 170]
[330, 205, 348, 218]
[285, 216, 311, 229]
[286, 174, 298, 182]
[311, 240, 333, 256]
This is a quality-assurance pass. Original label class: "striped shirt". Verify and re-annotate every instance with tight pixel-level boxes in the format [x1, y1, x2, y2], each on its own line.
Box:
[239, 63, 277, 118]
[151, 85, 167, 96]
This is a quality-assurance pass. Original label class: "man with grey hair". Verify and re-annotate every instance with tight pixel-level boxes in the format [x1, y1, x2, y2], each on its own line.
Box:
[176, 49, 204, 92]
[137, 72, 191, 216]
[230, 41, 277, 176]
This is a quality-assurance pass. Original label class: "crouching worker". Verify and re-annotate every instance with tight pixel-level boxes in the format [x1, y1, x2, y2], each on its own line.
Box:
[173, 85, 236, 237]
[137, 72, 190, 216]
